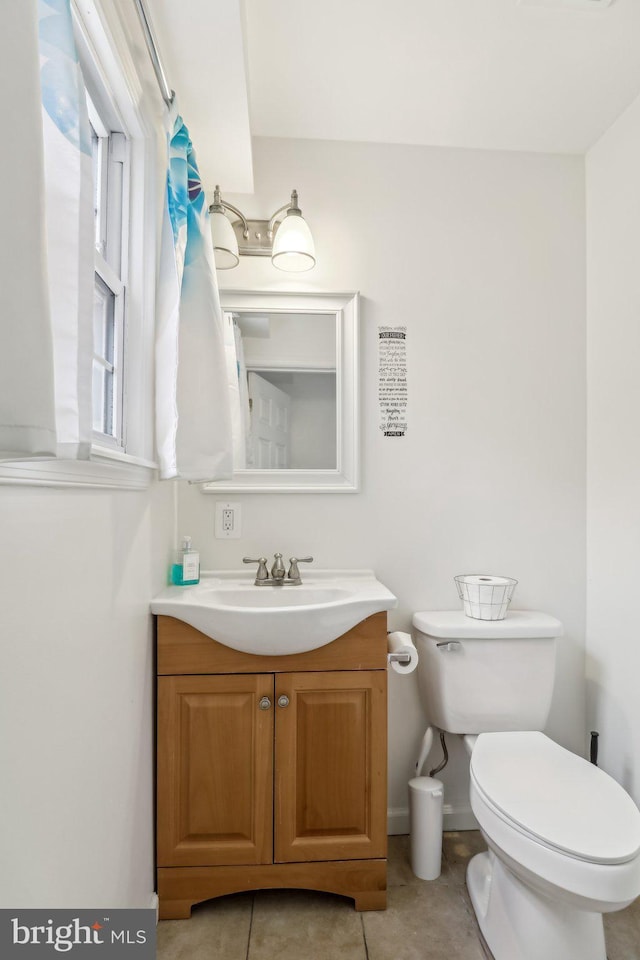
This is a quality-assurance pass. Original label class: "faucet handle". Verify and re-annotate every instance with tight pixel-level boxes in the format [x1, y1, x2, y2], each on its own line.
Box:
[243, 557, 269, 581]
[287, 556, 313, 581]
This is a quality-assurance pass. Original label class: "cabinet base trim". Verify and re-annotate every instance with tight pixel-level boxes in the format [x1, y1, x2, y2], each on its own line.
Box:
[158, 859, 387, 919]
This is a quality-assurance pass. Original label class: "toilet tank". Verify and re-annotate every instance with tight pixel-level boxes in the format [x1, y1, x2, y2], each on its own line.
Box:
[412, 610, 563, 734]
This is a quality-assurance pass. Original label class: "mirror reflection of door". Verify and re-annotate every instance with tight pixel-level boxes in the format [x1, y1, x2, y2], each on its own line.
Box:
[248, 369, 337, 469]
[247, 372, 291, 468]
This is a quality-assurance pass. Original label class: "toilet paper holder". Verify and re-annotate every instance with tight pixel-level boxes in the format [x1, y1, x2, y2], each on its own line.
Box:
[388, 651, 412, 664]
[387, 631, 419, 674]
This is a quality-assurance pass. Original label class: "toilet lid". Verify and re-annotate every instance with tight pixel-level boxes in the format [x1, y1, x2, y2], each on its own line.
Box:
[412, 610, 563, 639]
[470, 732, 640, 864]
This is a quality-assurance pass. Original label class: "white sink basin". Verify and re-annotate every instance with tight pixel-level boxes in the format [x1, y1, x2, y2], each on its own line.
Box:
[151, 570, 397, 655]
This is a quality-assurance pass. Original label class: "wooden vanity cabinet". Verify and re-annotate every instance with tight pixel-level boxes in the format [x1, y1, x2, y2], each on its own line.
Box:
[156, 613, 388, 919]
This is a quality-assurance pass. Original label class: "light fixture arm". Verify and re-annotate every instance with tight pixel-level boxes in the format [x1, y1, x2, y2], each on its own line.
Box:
[209, 185, 249, 240]
[267, 190, 302, 241]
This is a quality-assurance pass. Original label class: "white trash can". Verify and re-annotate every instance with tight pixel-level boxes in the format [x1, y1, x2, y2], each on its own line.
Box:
[409, 776, 444, 880]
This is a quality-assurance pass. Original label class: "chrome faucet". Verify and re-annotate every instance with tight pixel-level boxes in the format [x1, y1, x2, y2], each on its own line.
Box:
[271, 552, 286, 581]
[243, 554, 313, 586]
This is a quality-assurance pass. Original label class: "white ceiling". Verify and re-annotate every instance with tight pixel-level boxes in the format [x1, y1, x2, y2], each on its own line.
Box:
[148, 0, 640, 194]
[148, 0, 254, 191]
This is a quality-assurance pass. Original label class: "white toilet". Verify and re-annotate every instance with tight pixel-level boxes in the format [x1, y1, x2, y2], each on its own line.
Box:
[412, 610, 640, 960]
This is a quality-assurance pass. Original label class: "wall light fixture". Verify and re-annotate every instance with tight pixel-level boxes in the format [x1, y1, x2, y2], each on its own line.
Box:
[209, 186, 316, 273]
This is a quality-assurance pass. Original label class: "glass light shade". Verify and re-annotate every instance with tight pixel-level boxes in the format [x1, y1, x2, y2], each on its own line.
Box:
[271, 213, 316, 272]
[210, 210, 239, 269]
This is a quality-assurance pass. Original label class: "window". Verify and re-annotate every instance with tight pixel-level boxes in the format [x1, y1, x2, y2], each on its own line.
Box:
[87, 86, 128, 448]
[72, 0, 159, 480]
[0, 0, 158, 487]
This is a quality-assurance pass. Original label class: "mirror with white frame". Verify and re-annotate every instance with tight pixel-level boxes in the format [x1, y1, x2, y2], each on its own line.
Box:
[201, 290, 359, 492]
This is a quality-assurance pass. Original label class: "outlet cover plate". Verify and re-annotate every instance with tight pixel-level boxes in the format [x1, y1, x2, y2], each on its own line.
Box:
[215, 501, 242, 539]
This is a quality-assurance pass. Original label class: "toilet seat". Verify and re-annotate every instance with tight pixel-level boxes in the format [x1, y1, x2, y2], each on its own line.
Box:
[470, 732, 640, 865]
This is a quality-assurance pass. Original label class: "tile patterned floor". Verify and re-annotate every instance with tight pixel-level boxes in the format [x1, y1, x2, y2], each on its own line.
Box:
[157, 831, 640, 960]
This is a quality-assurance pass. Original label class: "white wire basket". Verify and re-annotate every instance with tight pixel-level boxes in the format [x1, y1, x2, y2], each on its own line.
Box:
[454, 574, 518, 621]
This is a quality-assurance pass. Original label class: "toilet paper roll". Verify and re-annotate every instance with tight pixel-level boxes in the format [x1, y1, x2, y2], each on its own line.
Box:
[459, 574, 514, 604]
[387, 631, 419, 674]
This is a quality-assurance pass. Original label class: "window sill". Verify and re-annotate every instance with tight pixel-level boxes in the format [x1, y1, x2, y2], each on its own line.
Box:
[0, 446, 157, 489]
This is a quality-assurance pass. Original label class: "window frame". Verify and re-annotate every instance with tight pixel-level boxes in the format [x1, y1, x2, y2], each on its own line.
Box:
[85, 49, 129, 451]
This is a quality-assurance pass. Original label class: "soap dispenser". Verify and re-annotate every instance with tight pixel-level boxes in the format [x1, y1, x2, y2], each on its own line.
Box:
[171, 536, 200, 586]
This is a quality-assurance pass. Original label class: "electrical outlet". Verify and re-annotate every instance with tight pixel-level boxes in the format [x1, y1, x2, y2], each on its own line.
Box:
[215, 501, 241, 539]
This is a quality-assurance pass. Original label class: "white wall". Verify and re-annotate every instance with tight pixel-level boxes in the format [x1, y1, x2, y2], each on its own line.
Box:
[586, 92, 640, 807]
[179, 137, 587, 828]
[0, 482, 174, 908]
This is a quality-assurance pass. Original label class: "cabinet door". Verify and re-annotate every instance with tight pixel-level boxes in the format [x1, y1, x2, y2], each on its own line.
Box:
[274, 671, 387, 863]
[158, 674, 274, 867]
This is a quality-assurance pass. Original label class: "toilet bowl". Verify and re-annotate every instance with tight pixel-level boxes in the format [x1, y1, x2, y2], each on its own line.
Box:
[467, 732, 640, 960]
[412, 610, 640, 960]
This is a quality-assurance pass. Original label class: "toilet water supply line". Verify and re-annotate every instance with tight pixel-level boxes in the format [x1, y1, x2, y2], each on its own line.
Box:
[385, 632, 449, 778]
[416, 726, 449, 778]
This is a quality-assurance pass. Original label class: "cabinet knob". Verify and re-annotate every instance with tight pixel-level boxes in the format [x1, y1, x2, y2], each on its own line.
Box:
[258, 696, 272, 711]
[277, 695, 290, 708]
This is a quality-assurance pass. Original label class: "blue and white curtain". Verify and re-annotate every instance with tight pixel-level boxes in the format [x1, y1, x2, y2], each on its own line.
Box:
[155, 114, 233, 480]
[0, 0, 93, 460]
